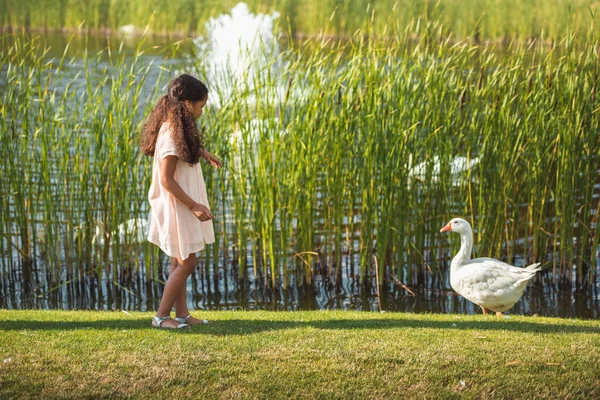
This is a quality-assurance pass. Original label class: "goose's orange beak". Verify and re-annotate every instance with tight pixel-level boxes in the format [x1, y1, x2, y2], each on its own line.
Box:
[440, 223, 452, 233]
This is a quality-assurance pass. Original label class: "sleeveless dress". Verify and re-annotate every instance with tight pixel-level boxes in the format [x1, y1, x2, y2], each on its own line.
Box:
[146, 122, 215, 260]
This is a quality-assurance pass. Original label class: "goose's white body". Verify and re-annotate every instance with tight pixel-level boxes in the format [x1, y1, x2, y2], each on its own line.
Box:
[409, 155, 479, 186]
[92, 218, 148, 246]
[441, 218, 541, 313]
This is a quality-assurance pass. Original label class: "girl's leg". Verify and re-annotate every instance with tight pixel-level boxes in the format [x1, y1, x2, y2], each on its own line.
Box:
[171, 257, 206, 324]
[153, 253, 196, 328]
[170, 257, 189, 317]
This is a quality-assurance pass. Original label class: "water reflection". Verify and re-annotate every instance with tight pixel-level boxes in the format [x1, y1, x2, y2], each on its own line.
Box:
[1, 261, 598, 319]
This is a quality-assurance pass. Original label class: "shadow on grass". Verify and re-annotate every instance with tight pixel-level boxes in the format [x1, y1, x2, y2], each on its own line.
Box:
[0, 317, 598, 334]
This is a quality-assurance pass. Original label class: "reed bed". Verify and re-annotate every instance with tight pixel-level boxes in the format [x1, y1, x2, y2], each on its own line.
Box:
[1, 0, 598, 41]
[0, 22, 599, 309]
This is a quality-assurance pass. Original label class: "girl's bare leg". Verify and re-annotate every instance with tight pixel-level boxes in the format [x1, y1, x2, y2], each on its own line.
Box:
[170, 257, 189, 317]
[153, 253, 196, 328]
[171, 257, 206, 324]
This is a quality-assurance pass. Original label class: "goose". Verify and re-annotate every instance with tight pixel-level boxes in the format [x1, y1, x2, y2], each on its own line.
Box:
[440, 218, 542, 316]
[408, 155, 479, 186]
[91, 218, 148, 246]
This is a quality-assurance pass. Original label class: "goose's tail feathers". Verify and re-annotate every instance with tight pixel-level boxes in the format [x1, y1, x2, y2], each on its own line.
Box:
[525, 262, 542, 273]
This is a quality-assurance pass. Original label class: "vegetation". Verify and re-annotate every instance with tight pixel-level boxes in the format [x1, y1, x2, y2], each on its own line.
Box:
[0, 310, 599, 398]
[0, 0, 598, 41]
[1, 18, 599, 299]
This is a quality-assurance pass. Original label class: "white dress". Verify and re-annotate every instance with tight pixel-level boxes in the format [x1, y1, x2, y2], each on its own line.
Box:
[146, 122, 215, 260]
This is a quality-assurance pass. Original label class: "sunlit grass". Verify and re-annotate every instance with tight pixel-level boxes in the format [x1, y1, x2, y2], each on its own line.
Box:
[0, 310, 599, 398]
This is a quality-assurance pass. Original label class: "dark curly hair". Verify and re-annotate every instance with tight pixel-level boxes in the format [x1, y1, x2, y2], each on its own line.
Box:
[141, 74, 208, 164]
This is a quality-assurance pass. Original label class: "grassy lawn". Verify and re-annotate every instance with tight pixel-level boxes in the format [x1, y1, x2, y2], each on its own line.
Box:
[0, 310, 599, 399]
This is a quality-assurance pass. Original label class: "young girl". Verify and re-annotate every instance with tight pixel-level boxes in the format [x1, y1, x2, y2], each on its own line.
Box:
[141, 74, 222, 329]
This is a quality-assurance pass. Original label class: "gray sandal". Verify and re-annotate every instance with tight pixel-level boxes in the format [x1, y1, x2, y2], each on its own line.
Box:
[174, 314, 208, 325]
[153, 315, 190, 329]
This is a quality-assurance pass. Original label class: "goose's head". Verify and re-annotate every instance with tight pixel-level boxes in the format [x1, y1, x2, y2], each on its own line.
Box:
[440, 218, 471, 235]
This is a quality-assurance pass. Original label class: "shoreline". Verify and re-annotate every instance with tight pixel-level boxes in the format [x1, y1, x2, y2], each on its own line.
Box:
[0, 24, 564, 48]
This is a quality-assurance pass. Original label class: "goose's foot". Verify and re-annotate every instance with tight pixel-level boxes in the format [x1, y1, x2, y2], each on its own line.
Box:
[481, 307, 488, 316]
[496, 312, 503, 317]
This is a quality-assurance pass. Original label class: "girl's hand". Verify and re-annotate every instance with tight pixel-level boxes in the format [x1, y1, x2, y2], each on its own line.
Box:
[202, 149, 222, 168]
[190, 202, 214, 221]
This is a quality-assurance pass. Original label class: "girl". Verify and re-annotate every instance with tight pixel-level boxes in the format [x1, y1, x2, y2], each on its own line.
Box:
[141, 74, 222, 329]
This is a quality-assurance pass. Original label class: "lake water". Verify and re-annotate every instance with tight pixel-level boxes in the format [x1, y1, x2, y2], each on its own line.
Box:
[2, 259, 598, 318]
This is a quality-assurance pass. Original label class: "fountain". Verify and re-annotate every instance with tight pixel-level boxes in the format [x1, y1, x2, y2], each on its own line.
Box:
[192, 2, 282, 108]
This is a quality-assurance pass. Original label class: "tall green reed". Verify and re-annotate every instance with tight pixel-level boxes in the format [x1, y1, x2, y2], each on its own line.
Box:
[200, 20, 599, 291]
[1, 20, 598, 298]
[0, 33, 180, 289]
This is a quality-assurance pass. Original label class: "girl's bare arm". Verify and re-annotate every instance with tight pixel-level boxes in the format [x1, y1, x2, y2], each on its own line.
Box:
[160, 156, 213, 221]
[201, 148, 222, 168]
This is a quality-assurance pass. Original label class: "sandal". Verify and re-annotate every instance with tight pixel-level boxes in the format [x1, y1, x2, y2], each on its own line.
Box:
[174, 314, 208, 325]
[153, 315, 190, 330]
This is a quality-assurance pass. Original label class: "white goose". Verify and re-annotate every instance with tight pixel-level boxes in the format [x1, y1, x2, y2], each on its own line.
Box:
[408, 155, 479, 186]
[440, 218, 542, 316]
[92, 218, 148, 246]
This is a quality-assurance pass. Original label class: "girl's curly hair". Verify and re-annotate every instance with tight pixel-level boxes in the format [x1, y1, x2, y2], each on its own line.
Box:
[141, 74, 208, 164]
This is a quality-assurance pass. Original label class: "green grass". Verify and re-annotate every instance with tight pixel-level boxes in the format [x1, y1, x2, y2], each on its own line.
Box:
[0, 310, 599, 398]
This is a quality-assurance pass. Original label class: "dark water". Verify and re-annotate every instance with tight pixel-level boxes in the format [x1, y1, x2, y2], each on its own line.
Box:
[2, 254, 599, 319]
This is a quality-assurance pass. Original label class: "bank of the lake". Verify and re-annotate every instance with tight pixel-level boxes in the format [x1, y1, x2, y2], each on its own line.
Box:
[1, 0, 598, 41]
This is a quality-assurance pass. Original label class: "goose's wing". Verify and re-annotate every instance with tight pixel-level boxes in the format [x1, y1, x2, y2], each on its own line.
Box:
[467, 257, 538, 283]
[456, 260, 524, 293]
[453, 258, 537, 310]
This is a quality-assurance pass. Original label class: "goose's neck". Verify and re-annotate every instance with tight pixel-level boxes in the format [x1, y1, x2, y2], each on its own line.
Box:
[451, 229, 473, 270]
[94, 222, 107, 246]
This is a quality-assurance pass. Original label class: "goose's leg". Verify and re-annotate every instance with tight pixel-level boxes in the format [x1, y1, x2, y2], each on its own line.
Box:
[481, 306, 488, 316]
[496, 312, 503, 317]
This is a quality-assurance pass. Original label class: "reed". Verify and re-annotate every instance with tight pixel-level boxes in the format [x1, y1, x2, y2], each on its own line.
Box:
[0, 19, 598, 305]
